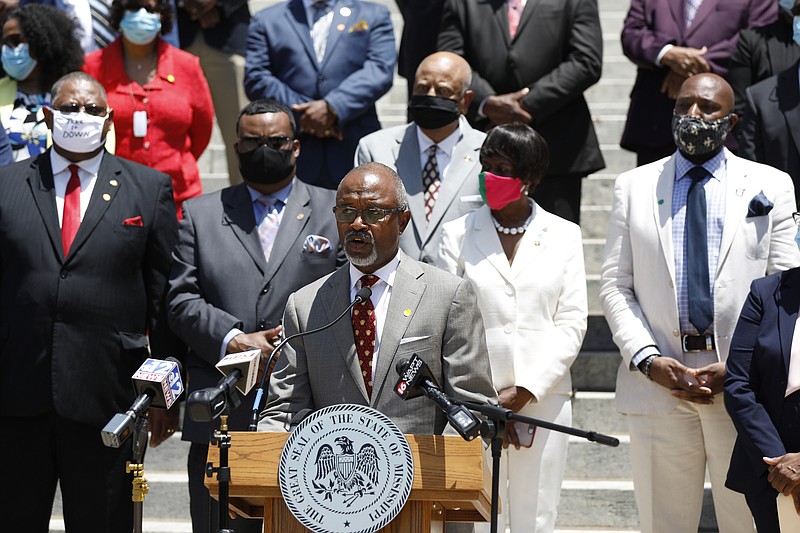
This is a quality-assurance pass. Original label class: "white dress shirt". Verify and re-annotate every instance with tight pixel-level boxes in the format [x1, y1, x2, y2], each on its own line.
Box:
[349, 252, 400, 380]
[51, 148, 101, 227]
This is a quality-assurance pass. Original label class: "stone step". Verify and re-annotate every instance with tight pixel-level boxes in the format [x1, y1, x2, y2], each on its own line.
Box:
[572, 348, 619, 393]
[555, 481, 718, 531]
[582, 207, 612, 240]
[583, 174, 617, 207]
[583, 239, 606, 275]
[572, 392, 622, 432]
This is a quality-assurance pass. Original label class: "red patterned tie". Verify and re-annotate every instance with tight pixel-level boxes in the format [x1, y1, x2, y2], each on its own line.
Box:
[508, 0, 523, 39]
[352, 275, 380, 398]
[422, 145, 440, 222]
[62, 164, 81, 255]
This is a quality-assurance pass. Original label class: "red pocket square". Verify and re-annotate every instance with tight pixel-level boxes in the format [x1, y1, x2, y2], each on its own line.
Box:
[123, 216, 143, 227]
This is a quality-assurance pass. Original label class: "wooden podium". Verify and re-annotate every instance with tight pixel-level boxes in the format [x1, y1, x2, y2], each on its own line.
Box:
[206, 432, 492, 533]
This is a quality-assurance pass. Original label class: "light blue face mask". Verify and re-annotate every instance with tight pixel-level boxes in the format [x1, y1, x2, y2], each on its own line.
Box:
[120, 8, 162, 45]
[2, 43, 37, 81]
[795, 224, 800, 250]
[781, 0, 795, 13]
[793, 16, 800, 48]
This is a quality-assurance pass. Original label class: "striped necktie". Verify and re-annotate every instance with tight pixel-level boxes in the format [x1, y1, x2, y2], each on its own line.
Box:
[89, 0, 117, 48]
[257, 196, 281, 263]
[311, 0, 332, 63]
[685, 0, 703, 27]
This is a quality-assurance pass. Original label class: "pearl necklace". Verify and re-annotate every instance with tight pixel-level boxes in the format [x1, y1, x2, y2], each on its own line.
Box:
[492, 201, 534, 235]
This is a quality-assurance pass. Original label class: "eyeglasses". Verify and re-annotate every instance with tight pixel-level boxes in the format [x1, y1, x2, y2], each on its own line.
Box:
[793, 212, 800, 225]
[56, 103, 108, 117]
[238, 136, 293, 152]
[332, 206, 406, 224]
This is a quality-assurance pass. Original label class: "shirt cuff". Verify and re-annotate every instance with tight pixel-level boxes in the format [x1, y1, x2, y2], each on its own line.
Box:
[656, 44, 674, 66]
[221, 328, 244, 360]
[477, 96, 490, 118]
[630, 345, 660, 370]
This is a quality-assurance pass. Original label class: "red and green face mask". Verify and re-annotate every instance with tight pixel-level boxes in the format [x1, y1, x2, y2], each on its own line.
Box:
[479, 171, 523, 210]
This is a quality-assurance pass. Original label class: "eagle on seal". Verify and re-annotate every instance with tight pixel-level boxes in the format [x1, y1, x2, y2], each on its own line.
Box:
[315, 436, 380, 492]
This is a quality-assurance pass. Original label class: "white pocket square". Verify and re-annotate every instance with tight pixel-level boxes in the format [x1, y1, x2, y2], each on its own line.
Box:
[400, 335, 430, 345]
[303, 234, 331, 253]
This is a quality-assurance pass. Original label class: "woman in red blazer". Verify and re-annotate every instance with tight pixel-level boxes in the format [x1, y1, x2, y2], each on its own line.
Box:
[83, 0, 214, 218]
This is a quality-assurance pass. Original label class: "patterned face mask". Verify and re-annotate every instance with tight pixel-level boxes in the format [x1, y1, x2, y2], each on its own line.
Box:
[671, 113, 732, 156]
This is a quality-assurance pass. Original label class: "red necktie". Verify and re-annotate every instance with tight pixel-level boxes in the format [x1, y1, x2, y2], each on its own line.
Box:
[352, 275, 380, 398]
[508, 0, 523, 39]
[62, 164, 81, 256]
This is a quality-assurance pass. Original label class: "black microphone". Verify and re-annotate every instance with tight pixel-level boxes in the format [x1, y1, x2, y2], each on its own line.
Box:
[101, 357, 184, 448]
[246, 286, 374, 431]
[186, 369, 244, 423]
[394, 354, 481, 441]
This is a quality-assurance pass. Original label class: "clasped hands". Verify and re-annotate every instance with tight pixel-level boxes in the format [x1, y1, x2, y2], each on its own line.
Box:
[497, 385, 534, 450]
[660, 46, 711, 99]
[292, 100, 343, 140]
[648, 357, 724, 404]
[763, 453, 800, 515]
[483, 88, 532, 126]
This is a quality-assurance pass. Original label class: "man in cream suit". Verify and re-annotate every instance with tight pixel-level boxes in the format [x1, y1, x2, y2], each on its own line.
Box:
[355, 52, 484, 264]
[260, 162, 496, 434]
[601, 73, 800, 533]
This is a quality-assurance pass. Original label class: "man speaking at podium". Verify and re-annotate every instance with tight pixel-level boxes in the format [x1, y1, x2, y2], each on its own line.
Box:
[259, 162, 497, 434]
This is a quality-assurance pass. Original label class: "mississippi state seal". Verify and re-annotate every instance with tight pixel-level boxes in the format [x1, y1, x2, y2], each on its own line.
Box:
[278, 404, 414, 533]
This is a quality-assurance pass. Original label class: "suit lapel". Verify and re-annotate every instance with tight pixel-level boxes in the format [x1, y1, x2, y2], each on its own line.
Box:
[685, 0, 718, 39]
[321, 0, 354, 70]
[510, 204, 547, 279]
[263, 181, 311, 283]
[472, 207, 514, 283]
[27, 153, 63, 260]
[491, 0, 511, 47]
[717, 158, 751, 274]
[654, 157, 677, 285]
[778, 62, 800, 159]
[222, 184, 267, 275]
[65, 153, 121, 261]
[668, 0, 685, 38]
[778, 270, 800, 376]
[322, 268, 370, 401]
[395, 126, 428, 236]
[285, 0, 319, 68]
[423, 125, 480, 245]
[372, 256, 425, 405]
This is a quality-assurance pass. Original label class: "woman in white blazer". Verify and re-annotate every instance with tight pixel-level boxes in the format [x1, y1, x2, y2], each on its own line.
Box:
[436, 124, 588, 532]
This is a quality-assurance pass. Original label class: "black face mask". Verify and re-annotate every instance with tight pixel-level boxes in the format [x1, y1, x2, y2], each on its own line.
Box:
[237, 145, 295, 185]
[407, 95, 461, 129]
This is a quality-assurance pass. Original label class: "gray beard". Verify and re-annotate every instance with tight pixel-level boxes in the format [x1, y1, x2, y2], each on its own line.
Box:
[345, 247, 378, 268]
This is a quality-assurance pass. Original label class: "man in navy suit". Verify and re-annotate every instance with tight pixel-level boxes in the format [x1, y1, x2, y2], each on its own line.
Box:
[244, 0, 395, 190]
[0, 72, 180, 532]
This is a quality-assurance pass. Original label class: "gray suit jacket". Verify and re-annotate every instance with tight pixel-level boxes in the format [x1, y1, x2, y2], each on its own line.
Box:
[355, 117, 485, 263]
[167, 180, 343, 442]
[260, 251, 497, 434]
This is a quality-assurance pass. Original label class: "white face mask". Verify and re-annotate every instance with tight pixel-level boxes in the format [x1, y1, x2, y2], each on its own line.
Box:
[50, 110, 108, 153]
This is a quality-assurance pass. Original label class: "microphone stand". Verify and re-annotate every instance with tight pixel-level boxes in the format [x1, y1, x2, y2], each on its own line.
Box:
[206, 411, 234, 533]
[456, 399, 619, 533]
[126, 414, 150, 533]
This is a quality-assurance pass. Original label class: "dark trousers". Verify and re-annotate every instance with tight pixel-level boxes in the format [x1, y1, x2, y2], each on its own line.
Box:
[189, 442, 263, 533]
[0, 412, 133, 533]
[530, 174, 583, 225]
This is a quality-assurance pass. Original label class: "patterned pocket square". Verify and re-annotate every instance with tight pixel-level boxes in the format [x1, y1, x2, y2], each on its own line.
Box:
[123, 216, 144, 227]
[747, 191, 774, 218]
[303, 234, 331, 253]
[348, 20, 369, 32]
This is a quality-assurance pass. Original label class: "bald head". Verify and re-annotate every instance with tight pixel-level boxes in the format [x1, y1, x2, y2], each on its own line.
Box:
[675, 73, 735, 116]
[414, 52, 472, 97]
[51, 71, 107, 103]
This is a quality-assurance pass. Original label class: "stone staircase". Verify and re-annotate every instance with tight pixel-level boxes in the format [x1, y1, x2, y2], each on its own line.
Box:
[49, 0, 727, 531]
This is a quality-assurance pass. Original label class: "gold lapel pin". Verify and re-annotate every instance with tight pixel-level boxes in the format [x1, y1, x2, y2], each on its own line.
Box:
[464, 155, 472, 162]
[109, 179, 118, 187]
[297, 213, 304, 220]
[403, 308, 411, 317]
[337, 23, 345, 31]
[166, 74, 175, 83]
[102, 193, 111, 201]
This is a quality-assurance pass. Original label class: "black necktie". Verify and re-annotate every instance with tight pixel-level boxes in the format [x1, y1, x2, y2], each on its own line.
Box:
[686, 166, 713, 334]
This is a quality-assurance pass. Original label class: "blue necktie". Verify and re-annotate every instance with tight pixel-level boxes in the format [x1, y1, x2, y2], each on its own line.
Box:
[686, 166, 713, 334]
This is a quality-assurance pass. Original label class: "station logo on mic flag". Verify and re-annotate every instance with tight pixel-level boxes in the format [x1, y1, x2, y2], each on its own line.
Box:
[132, 358, 183, 409]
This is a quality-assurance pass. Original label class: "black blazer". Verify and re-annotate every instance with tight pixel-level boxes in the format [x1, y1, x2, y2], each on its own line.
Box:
[437, 0, 605, 178]
[167, 181, 343, 442]
[0, 151, 179, 428]
[739, 60, 800, 202]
